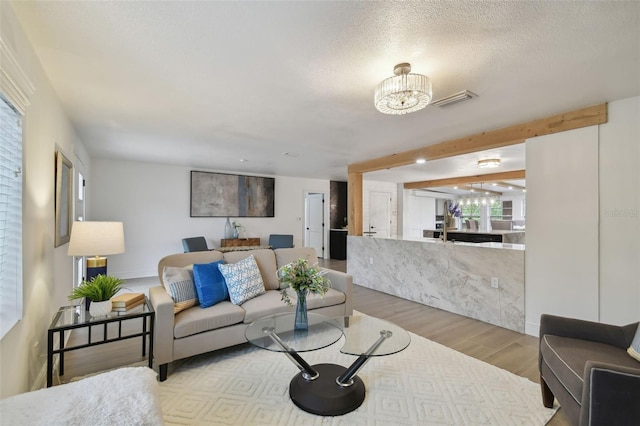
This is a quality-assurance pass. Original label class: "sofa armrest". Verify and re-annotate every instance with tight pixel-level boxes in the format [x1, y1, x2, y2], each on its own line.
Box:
[540, 314, 635, 349]
[149, 286, 175, 366]
[580, 360, 640, 426]
[321, 268, 353, 316]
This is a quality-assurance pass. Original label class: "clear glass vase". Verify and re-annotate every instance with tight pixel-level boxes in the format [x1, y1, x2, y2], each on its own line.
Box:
[295, 289, 309, 331]
[224, 217, 233, 239]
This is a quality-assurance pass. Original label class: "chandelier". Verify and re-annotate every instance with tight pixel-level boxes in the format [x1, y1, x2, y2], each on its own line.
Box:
[374, 63, 432, 114]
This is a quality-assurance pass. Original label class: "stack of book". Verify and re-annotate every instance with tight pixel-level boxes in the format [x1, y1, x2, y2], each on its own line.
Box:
[111, 292, 145, 314]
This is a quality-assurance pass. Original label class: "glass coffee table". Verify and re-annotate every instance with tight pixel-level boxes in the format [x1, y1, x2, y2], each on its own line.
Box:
[245, 312, 410, 416]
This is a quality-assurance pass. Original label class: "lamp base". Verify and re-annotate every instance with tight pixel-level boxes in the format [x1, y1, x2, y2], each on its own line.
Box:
[83, 257, 108, 311]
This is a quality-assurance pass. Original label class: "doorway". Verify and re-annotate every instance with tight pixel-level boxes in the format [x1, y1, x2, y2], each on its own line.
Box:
[72, 156, 87, 287]
[304, 193, 325, 257]
[368, 191, 391, 238]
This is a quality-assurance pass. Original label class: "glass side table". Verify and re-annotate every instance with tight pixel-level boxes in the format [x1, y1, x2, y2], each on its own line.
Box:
[245, 313, 410, 416]
[46, 299, 154, 387]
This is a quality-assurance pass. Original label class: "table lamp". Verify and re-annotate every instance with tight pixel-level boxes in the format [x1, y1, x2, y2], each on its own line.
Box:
[67, 221, 126, 281]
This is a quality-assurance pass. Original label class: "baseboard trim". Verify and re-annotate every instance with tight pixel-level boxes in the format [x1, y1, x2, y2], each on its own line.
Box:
[30, 329, 73, 390]
[525, 321, 540, 337]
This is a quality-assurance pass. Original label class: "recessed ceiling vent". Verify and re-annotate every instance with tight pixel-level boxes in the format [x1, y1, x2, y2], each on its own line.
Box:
[430, 90, 477, 108]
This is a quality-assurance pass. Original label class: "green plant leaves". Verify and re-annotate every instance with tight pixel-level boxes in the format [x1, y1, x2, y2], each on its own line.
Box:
[68, 274, 124, 302]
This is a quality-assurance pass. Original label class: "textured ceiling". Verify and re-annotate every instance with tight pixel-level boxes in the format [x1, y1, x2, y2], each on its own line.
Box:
[10, 1, 640, 184]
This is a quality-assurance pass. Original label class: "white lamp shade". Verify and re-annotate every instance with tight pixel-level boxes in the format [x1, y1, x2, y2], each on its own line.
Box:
[67, 221, 125, 256]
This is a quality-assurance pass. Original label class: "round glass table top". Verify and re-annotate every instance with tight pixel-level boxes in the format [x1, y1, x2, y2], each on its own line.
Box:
[340, 315, 411, 357]
[246, 313, 410, 357]
[245, 312, 344, 353]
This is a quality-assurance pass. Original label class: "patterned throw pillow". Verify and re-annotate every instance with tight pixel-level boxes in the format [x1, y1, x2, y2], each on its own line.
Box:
[162, 265, 199, 313]
[192, 260, 228, 308]
[218, 255, 265, 305]
[628, 324, 640, 362]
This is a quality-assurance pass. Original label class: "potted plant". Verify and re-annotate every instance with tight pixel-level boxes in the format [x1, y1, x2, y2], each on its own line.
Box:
[278, 258, 330, 330]
[68, 274, 124, 317]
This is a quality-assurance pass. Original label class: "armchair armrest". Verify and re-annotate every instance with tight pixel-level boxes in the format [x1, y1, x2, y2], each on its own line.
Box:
[540, 314, 634, 349]
[149, 286, 175, 366]
[321, 268, 353, 316]
[580, 360, 640, 426]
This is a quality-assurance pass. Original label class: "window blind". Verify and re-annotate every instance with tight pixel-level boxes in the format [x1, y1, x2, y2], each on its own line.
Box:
[0, 95, 23, 339]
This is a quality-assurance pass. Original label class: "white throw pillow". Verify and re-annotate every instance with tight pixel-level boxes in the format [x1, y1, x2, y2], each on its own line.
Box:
[218, 255, 265, 305]
[628, 324, 640, 362]
[162, 265, 199, 313]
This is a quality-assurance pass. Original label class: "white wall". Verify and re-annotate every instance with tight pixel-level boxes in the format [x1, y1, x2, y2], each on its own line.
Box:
[90, 159, 330, 278]
[525, 96, 640, 335]
[1, 2, 87, 397]
[525, 126, 600, 335]
[598, 96, 640, 325]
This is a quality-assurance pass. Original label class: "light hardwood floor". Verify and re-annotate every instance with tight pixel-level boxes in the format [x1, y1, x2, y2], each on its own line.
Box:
[56, 258, 568, 424]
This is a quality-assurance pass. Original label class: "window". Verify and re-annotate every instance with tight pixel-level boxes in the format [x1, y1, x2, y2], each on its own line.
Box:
[461, 203, 480, 220]
[0, 95, 23, 339]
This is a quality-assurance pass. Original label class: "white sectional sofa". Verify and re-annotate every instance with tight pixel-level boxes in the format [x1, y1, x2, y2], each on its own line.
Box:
[150, 247, 353, 381]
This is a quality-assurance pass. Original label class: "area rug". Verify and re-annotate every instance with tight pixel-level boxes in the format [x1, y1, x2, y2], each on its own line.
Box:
[158, 315, 557, 425]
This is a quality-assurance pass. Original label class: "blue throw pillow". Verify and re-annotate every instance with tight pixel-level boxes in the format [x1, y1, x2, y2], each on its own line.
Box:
[192, 260, 228, 308]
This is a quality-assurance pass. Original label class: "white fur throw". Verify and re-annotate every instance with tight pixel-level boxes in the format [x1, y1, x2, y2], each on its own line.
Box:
[0, 367, 163, 425]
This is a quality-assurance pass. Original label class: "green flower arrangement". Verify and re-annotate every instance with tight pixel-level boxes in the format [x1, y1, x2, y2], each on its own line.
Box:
[68, 274, 124, 302]
[278, 258, 330, 305]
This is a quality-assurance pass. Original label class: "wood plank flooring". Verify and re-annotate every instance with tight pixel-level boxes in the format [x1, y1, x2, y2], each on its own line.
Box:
[55, 258, 567, 425]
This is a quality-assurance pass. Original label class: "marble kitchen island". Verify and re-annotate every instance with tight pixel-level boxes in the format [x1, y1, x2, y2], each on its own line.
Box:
[348, 236, 525, 332]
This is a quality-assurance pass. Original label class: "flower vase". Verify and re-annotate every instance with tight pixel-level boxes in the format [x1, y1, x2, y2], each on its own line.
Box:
[224, 217, 233, 239]
[294, 289, 309, 331]
[232, 227, 239, 239]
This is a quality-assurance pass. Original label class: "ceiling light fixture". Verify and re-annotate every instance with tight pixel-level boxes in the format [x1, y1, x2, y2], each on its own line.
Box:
[375, 63, 432, 115]
[477, 158, 501, 169]
[416, 158, 426, 164]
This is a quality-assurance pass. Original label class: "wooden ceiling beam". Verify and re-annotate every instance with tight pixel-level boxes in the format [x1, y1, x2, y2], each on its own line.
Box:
[494, 181, 526, 191]
[404, 170, 526, 190]
[348, 103, 607, 174]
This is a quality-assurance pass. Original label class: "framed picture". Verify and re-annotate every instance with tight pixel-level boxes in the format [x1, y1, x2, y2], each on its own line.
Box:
[55, 150, 73, 247]
[190, 171, 275, 217]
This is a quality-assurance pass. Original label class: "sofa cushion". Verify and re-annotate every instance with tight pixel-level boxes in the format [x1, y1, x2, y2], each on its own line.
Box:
[541, 335, 640, 404]
[241, 290, 295, 323]
[158, 251, 224, 281]
[174, 301, 245, 339]
[274, 248, 319, 289]
[274, 247, 319, 269]
[162, 265, 199, 313]
[219, 255, 266, 305]
[223, 249, 279, 290]
[298, 288, 345, 310]
[192, 260, 228, 308]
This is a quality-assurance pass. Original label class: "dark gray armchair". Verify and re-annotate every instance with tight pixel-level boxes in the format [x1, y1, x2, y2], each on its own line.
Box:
[268, 234, 294, 249]
[539, 314, 640, 425]
[181, 236, 209, 252]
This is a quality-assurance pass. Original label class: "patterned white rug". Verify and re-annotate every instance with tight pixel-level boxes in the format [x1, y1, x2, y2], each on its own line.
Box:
[158, 316, 556, 425]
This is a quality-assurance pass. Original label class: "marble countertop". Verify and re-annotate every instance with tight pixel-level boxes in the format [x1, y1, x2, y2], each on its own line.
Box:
[398, 236, 525, 251]
[429, 229, 525, 236]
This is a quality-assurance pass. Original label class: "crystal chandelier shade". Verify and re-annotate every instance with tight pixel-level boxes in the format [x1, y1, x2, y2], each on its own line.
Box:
[375, 63, 432, 115]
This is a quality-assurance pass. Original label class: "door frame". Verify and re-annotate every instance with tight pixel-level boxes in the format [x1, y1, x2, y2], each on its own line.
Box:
[303, 191, 328, 259]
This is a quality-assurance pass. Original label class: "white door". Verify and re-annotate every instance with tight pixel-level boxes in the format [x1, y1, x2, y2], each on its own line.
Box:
[304, 193, 325, 257]
[369, 191, 391, 238]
